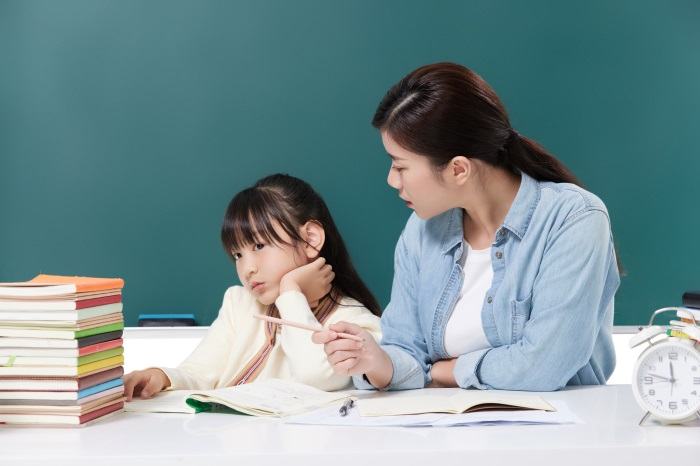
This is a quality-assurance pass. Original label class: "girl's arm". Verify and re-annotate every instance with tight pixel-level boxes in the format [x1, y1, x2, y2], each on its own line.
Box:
[275, 290, 382, 391]
[159, 288, 240, 390]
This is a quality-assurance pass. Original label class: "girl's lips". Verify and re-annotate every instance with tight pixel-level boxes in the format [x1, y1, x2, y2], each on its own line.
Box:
[250, 282, 264, 292]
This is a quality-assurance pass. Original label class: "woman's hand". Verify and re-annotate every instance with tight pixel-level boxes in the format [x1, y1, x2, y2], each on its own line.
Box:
[312, 321, 393, 388]
[123, 368, 171, 401]
[280, 257, 334, 307]
[428, 359, 458, 388]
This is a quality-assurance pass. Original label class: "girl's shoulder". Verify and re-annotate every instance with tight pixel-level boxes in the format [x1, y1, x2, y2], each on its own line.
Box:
[221, 285, 260, 310]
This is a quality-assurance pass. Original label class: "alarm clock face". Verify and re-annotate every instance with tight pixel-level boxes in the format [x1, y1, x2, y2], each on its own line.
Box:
[632, 339, 700, 422]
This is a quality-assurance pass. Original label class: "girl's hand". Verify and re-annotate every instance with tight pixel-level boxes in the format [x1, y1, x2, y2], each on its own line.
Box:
[280, 257, 334, 307]
[123, 368, 171, 401]
[312, 321, 393, 388]
[428, 359, 458, 388]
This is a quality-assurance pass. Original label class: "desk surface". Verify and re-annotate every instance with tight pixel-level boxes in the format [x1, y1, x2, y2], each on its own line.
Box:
[1, 385, 699, 466]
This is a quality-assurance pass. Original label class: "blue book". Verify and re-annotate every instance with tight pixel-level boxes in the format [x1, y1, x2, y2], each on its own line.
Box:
[77, 377, 123, 398]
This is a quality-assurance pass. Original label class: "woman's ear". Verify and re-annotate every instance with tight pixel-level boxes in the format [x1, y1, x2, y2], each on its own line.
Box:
[300, 221, 325, 259]
[448, 156, 472, 186]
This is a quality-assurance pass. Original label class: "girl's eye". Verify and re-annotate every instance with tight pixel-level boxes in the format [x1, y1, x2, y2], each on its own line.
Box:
[232, 252, 242, 261]
[253, 243, 265, 251]
[391, 165, 404, 173]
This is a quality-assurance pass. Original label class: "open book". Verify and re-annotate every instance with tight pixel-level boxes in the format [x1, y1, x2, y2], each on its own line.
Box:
[124, 378, 352, 417]
[357, 390, 555, 416]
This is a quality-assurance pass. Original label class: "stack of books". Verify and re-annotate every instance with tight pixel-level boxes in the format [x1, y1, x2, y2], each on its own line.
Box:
[0, 275, 126, 426]
[670, 291, 700, 341]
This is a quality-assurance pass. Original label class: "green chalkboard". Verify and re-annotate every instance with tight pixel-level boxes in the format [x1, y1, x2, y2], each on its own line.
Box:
[1, 1, 699, 326]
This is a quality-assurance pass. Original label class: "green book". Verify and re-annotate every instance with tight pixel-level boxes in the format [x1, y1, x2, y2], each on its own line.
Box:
[0, 322, 124, 340]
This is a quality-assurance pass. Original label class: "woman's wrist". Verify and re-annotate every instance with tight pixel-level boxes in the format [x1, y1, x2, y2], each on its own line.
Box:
[364, 349, 394, 389]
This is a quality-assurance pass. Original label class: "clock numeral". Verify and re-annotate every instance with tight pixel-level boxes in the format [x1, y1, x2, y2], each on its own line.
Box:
[669, 402, 678, 410]
[659, 356, 663, 363]
[682, 399, 688, 405]
[669, 352, 678, 360]
[692, 391, 698, 396]
[648, 389, 655, 396]
[693, 366, 698, 372]
[657, 400, 663, 406]
[644, 377, 653, 384]
[693, 378, 700, 385]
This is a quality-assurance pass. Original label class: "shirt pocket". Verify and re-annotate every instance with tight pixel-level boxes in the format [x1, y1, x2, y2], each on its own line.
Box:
[510, 294, 533, 343]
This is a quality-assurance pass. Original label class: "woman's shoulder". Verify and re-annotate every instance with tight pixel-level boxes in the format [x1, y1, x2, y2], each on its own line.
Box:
[538, 180, 610, 219]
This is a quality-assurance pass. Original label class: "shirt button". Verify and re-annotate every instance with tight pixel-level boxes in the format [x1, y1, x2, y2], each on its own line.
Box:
[495, 251, 503, 259]
[499, 229, 505, 236]
[487, 297, 493, 303]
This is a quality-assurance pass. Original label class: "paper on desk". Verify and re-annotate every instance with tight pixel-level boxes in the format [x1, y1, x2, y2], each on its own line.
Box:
[284, 400, 580, 427]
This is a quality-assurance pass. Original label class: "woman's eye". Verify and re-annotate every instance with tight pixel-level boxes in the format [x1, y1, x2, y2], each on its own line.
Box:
[391, 165, 404, 172]
[232, 252, 242, 261]
[253, 243, 265, 251]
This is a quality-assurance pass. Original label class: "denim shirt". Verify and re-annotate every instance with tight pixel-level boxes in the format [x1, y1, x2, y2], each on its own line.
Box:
[354, 172, 620, 391]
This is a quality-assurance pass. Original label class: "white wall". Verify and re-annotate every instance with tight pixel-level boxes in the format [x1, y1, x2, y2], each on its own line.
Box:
[123, 326, 644, 385]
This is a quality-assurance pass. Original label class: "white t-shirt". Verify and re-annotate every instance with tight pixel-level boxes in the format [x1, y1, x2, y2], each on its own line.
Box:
[443, 242, 493, 358]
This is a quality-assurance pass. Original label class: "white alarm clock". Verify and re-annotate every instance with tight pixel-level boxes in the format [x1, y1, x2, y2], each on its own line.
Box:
[629, 307, 700, 425]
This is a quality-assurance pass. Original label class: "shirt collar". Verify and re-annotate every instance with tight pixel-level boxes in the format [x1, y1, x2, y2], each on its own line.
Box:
[440, 171, 539, 253]
[502, 171, 539, 240]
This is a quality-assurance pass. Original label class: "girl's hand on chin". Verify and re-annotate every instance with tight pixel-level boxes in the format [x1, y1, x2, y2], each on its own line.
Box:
[280, 257, 335, 306]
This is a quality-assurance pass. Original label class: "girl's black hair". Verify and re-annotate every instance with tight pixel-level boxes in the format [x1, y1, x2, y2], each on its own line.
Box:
[221, 174, 381, 316]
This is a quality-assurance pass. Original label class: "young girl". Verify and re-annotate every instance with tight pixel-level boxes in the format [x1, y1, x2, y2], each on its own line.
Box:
[124, 174, 382, 398]
[315, 62, 620, 392]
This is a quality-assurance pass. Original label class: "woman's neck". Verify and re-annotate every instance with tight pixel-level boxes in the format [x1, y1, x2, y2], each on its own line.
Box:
[461, 169, 521, 249]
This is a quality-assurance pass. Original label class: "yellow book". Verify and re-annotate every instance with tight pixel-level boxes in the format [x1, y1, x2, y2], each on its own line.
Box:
[0, 355, 123, 377]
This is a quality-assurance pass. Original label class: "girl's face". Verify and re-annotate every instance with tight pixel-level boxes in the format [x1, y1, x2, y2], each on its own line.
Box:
[231, 225, 309, 306]
[382, 132, 456, 220]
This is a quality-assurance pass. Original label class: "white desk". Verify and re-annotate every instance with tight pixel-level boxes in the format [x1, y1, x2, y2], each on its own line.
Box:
[1, 385, 699, 466]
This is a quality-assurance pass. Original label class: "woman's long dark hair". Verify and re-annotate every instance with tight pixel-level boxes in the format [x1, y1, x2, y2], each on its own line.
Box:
[372, 62, 581, 186]
[373, 62, 622, 272]
[221, 174, 381, 316]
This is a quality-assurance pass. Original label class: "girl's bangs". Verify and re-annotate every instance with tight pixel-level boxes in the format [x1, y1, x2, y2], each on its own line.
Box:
[222, 191, 291, 254]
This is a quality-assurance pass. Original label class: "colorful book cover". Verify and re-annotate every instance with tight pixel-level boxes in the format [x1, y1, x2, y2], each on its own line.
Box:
[0, 346, 124, 367]
[0, 293, 122, 310]
[0, 366, 124, 391]
[0, 302, 123, 321]
[0, 355, 124, 377]
[0, 331, 124, 350]
[0, 322, 124, 340]
[0, 275, 123, 298]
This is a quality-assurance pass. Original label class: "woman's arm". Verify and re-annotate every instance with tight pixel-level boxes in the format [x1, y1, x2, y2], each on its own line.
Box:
[454, 210, 619, 391]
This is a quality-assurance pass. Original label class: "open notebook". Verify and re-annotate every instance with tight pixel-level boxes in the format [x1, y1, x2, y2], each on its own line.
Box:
[124, 378, 351, 417]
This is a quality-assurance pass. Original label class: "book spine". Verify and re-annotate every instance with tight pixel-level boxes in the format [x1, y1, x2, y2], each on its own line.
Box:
[667, 328, 698, 341]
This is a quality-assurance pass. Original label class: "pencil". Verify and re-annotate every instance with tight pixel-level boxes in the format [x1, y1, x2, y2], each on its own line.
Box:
[252, 314, 364, 342]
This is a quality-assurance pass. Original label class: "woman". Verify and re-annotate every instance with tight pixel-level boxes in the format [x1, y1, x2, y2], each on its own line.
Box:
[315, 62, 620, 391]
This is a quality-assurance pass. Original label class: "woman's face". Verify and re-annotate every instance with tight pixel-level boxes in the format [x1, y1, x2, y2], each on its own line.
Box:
[382, 132, 455, 220]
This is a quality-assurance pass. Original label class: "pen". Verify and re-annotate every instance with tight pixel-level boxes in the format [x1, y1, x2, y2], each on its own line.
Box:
[252, 314, 364, 342]
[339, 398, 354, 416]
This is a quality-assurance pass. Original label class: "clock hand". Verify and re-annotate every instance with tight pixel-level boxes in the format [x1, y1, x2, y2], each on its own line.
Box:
[669, 361, 675, 382]
[647, 373, 672, 382]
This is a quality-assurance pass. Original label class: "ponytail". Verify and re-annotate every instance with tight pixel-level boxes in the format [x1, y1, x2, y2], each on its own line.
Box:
[504, 130, 583, 187]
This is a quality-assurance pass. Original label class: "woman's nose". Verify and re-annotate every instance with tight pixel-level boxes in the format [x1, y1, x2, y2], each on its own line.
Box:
[387, 169, 400, 190]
